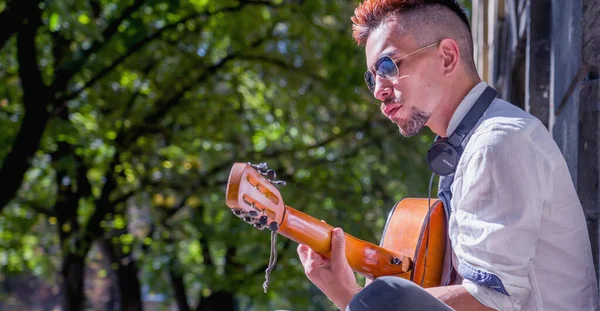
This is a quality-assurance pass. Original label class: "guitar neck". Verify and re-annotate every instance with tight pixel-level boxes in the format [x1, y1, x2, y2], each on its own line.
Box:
[277, 205, 412, 279]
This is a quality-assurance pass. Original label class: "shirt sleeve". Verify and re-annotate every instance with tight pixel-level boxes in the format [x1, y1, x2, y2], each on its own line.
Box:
[450, 130, 549, 310]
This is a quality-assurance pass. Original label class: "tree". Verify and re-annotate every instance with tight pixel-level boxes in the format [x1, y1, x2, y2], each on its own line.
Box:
[0, 0, 436, 310]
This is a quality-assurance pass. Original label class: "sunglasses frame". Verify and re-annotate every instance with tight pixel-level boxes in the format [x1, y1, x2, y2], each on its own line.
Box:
[365, 41, 442, 93]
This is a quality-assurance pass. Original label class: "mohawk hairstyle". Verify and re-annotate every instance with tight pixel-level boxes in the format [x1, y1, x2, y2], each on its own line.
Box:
[351, 0, 470, 46]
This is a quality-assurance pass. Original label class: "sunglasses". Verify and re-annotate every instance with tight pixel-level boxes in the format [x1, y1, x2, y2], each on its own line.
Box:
[364, 41, 441, 93]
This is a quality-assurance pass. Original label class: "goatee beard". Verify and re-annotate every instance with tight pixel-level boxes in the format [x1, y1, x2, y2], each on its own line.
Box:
[398, 106, 431, 137]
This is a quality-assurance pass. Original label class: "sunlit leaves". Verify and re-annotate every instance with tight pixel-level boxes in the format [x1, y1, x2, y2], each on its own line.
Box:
[77, 14, 91, 25]
[189, 0, 210, 12]
[0, 203, 58, 279]
[49, 13, 61, 31]
[119, 70, 140, 89]
[1, 0, 438, 309]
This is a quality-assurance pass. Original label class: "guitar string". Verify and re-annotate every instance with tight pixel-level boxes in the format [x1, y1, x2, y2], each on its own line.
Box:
[420, 172, 436, 287]
[257, 168, 436, 291]
[263, 230, 278, 293]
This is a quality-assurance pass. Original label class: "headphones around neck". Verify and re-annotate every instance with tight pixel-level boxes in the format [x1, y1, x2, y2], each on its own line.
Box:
[427, 86, 498, 176]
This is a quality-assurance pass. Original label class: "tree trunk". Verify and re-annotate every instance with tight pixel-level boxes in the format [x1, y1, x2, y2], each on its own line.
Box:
[0, 0, 49, 213]
[61, 253, 86, 311]
[0, 0, 28, 50]
[116, 259, 144, 311]
[55, 142, 87, 311]
[169, 266, 191, 311]
[0, 99, 50, 209]
[100, 239, 144, 311]
[196, 291, 236, 311]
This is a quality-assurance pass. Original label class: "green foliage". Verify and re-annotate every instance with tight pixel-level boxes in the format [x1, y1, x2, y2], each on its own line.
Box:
[0, 0, 447, 310]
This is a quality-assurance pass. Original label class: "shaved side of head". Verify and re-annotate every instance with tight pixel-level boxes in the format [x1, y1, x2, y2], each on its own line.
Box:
[396, 4, 477, 75]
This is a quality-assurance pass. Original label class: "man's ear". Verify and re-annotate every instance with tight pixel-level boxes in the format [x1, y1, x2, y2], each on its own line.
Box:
[439, 38, 460, 77]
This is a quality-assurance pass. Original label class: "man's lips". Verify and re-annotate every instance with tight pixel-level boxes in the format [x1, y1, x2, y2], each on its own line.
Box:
[384, 105, 402, 119]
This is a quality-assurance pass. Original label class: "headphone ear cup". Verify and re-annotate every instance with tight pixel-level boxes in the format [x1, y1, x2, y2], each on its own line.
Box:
[427, 140, 460, 176]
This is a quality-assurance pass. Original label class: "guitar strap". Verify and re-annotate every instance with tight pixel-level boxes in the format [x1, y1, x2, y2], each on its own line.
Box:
[437, 88, 496, 286]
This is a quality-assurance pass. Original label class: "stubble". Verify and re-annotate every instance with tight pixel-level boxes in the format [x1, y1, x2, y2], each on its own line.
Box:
[398, 106, 431, 137]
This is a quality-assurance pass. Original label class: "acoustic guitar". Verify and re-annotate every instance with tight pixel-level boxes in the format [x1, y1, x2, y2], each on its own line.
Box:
[225, 162, 447, 289]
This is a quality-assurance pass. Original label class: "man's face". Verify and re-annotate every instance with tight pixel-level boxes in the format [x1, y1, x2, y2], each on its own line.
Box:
[365, 19, 442, 137]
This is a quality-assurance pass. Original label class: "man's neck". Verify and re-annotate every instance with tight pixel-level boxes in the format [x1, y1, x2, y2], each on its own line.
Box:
[428, 78, 482, 137]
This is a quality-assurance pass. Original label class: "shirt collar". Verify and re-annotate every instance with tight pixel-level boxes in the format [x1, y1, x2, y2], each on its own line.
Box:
[445, 81, 489, 137]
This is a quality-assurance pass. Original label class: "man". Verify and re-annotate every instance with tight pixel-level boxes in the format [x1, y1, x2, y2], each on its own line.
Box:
[296, 1, 599, 310]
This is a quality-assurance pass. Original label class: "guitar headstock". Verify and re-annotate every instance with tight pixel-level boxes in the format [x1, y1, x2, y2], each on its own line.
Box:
[226, 162, 286, 231]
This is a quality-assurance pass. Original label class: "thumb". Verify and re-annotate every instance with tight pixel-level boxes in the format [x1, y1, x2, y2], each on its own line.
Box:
[331, 228, 347, 264]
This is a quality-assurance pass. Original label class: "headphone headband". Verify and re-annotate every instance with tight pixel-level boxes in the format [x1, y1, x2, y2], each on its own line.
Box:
[427, 86, 498, 176]
[447, 86, 498, 147]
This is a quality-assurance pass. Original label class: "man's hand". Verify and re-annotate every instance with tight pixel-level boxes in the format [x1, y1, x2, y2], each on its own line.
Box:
[297, 228, 362, 310]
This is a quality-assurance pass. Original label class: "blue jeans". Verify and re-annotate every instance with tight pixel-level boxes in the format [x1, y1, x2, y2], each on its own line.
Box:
[345, 276, 454, 311]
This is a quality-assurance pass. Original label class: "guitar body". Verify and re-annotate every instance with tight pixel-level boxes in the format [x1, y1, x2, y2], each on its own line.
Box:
[225, 163, 448, 289]
[379, 198, 447, 288]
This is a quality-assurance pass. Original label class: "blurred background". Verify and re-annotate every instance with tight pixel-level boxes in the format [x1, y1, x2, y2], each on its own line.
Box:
[0, 0, 597, 310]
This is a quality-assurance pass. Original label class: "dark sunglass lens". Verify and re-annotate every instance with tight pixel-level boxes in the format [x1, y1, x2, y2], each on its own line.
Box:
[364, 71, 375, 92]
[376, 57, 397, 78]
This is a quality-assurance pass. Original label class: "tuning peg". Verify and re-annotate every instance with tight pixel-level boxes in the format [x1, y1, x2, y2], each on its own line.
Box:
[268, 221, 279, 231]
[248, 162, 285, 186]
[262, 169, 286, 186]
[265, 169, 276, 180]
[249, 162, 268, 172]
[270, 180, 286, 186]
[254, 223, 265, 230]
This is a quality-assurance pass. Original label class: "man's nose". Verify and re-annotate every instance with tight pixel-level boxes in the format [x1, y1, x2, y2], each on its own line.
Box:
[373, 75, 391, 101]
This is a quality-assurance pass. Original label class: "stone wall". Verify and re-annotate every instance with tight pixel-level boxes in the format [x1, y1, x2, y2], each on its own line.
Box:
[551, 0, 600, 282]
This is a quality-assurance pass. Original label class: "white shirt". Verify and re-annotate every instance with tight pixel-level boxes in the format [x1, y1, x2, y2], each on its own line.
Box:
[447, 82, 599, 310]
